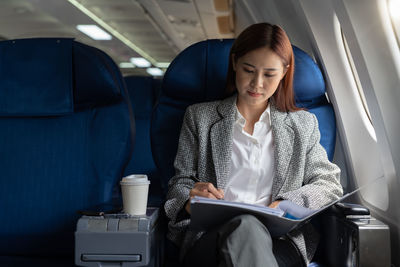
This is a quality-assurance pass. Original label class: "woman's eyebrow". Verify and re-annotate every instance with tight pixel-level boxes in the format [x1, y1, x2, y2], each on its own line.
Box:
[243, 62, 278, 71]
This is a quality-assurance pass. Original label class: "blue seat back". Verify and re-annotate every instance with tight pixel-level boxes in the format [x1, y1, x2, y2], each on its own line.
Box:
[292, 46, 336, 161]
[151, 40, 234, 194]
[0, 38, 134, 258]
[124, 76, 163, 206]
[151, 39, 336, 195]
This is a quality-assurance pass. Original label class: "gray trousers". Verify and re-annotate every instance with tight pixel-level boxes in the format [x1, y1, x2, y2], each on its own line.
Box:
[183, 214, 305, 267]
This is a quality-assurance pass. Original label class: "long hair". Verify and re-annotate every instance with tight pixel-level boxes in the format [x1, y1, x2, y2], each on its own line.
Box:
[225, 23, 300, 112]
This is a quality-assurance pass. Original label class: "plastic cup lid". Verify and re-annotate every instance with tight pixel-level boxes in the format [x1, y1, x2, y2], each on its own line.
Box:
[120, 174, 150, 185]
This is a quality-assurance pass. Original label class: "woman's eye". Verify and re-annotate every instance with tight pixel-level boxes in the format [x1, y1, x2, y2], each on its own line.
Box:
[264, 73, 275, 77]
[243, 68, 253, 73]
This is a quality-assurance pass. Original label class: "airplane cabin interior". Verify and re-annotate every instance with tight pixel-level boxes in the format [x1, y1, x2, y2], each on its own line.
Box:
[0, 0, 399, 266]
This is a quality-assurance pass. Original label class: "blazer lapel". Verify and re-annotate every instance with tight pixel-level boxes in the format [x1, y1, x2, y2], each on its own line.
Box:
[210, 95, 236, 189]
[270, 103, 294, 198]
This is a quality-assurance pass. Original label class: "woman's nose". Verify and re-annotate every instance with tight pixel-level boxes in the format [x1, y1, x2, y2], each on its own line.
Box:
[251, 73, 263, 88]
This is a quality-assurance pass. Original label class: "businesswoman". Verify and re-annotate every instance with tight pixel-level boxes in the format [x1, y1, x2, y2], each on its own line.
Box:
[164, 23, 343, 267]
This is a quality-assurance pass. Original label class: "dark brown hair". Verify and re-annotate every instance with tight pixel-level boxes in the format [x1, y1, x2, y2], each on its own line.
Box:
[225, 23, 300, 112]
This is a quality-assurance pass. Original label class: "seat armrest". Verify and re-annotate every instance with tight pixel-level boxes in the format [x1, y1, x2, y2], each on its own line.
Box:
[75, 207, 164, 267]
[330, 202, 370, 217]
[315, 203, 390, 267]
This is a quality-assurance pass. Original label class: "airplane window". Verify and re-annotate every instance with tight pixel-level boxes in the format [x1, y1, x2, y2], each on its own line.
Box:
[341, 29, 373, 124]
[388, 0, 400, 46]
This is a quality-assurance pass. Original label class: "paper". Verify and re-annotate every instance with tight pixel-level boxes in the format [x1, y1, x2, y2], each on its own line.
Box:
[191, 197, 285, 216]
[189, 196, 304, 237]
[190, 193, 348, 236]
[189, 176, 384, 236]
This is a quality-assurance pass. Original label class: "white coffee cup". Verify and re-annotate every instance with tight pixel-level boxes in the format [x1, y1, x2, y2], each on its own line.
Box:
[120, 174, 150, 216]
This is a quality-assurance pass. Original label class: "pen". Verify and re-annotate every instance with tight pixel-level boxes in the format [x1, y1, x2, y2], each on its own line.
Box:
[190, 176, 200, 183]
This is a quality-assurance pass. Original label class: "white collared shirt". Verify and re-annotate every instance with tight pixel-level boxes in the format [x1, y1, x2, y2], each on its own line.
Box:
[224, 104, 275, 206]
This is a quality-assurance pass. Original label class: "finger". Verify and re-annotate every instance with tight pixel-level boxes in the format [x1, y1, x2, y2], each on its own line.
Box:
[268, 201, 281, 209]
[193, 189, 217, 199]
[185, 198, 192, 214]
[217, 189, 224, 198]
[192, 182, 214, 193]
[190, 182, 209, 195]
[190, 188, 218, 199]
[192, 182, 207, 190]
[189, 187, 207, 197]
[191, 182, 223, 199]
[203, 191, 218, 199]
[205, 183, 224, 199]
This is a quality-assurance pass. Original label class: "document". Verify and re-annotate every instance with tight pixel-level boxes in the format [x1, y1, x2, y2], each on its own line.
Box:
[190, 197, 311, 237]
[189, 187, 365, 237]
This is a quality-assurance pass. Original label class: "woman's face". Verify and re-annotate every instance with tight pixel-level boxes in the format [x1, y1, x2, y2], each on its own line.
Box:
[233, 47, 287, 108]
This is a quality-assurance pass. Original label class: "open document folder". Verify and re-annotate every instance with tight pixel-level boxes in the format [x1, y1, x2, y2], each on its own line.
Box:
[190, 197, 315, 237]
[189, 185, 367, 237]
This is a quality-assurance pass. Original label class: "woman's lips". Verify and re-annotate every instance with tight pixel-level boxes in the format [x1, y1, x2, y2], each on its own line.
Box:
[247, 91, 262, 97]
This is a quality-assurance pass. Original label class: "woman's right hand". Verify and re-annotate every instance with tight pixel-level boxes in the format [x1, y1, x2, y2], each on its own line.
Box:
[185, 182, 224, 214]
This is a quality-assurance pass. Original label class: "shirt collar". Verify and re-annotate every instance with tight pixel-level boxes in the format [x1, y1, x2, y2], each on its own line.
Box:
[235, 103, 271, 126]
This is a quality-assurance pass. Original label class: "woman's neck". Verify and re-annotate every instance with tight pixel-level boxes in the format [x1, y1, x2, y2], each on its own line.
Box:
[237, 99, 269, 124]
[236, 99, 269, 135]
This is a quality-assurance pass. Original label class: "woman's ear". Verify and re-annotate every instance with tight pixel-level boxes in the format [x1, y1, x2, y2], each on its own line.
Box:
[281, 65, 290, 79]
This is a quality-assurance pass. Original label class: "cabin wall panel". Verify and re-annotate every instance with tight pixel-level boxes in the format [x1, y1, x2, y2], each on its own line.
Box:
[294, 0, 400, 264]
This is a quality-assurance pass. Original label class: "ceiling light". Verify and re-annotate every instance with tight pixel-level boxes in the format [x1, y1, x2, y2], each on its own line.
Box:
[146, 67, 164, 76]
[77, 25, 112, 40]
[155, 62, 170, 68]
[119, 62, 135, 68]
[130, 57, 151, 68]
[69, 0, 159, 65]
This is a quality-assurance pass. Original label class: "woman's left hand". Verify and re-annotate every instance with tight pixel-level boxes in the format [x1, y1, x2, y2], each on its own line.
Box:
[269, 200, 281, 209]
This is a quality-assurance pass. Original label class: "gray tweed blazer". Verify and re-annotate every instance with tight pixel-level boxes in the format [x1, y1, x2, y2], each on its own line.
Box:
[164, 95, 343, 264]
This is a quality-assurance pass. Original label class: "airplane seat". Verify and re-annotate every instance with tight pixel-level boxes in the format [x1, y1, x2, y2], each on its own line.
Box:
[151, 39, 382, 267]
[123, 75, 163, 207]
[0, 38, 134, 266]
[151, 39, 341, 266]
[152, 40, 336, 201]
[292, 46, 336, 161]
[151, 40, 232, 197]
[151, 39, 233, 266]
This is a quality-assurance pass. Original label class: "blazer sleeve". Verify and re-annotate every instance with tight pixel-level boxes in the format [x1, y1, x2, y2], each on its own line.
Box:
[277, 114, 343, 209]
[164, 106, 198, 238]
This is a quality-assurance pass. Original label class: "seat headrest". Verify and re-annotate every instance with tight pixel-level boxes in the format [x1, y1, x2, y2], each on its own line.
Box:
[161, 39, 326, 107]
[292, 46, 326, 108]
[124, 76, 157, 119]
[162, 39, 234, 102]
[0, 38, 124, 116]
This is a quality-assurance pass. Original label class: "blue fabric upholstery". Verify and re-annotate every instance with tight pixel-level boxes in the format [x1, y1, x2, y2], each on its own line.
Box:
[151, 39, 234, 194]
[124, 76, 163, 206]
[0, 38, 123, 115]
[292, 46, 336, 161]
[0, 39, 74, 116]
[0, 38, 134, 262]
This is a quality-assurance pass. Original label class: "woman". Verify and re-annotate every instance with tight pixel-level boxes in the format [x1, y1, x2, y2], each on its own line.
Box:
[164, 23, 343, 267]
